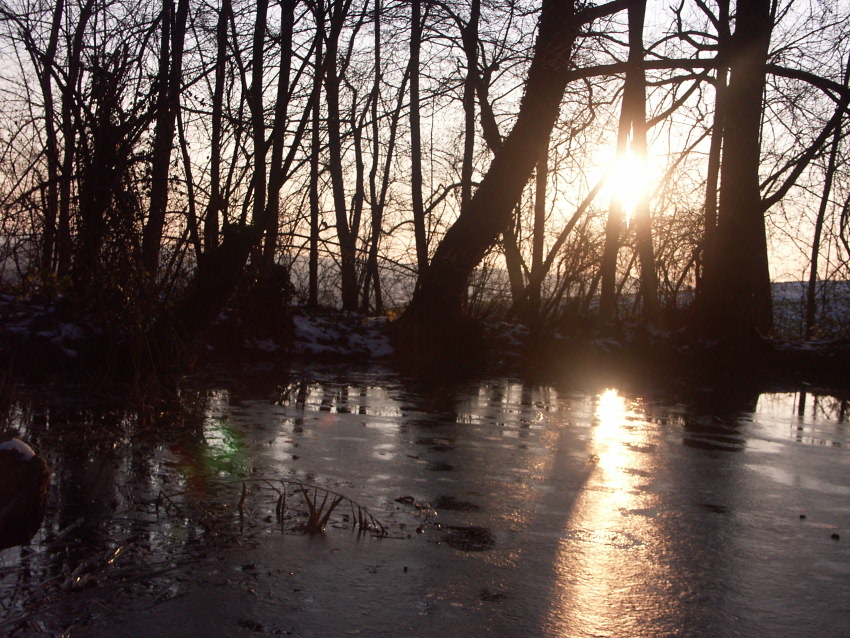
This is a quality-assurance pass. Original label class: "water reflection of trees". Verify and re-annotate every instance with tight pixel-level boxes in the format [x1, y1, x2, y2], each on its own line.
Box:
[4, 374, 850, 635]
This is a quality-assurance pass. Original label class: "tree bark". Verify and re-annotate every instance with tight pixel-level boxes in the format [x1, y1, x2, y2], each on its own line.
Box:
[145, 0, 309, 362]
[73, 57, 129, 291]
[176, 108, 202, 260]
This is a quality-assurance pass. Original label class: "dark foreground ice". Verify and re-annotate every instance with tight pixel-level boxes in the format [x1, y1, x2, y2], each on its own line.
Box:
[1, 365, 848, 637]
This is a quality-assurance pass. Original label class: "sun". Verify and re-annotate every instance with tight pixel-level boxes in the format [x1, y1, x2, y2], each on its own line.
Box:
[610, 147, 649, 224]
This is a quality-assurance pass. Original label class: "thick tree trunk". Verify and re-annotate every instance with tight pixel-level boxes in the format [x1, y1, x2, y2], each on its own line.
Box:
[395, 0, 585, 359]
[147, 224, 260, 370]
[699, 0, 773, 346]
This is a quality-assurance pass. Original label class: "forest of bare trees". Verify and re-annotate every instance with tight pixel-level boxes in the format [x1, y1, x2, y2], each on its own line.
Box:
[0, 0, 848, 365]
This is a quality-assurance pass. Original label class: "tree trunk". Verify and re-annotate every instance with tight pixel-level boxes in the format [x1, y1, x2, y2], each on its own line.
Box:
[528, 147, 547, 319]
[35, 0, 63, 275]
[147, 225, 260, 370]
[177, 108, 202, 260]
[308, 21, 323, 308]
[699, 0, 773, 346]
[204, 0, 231, 253]
[699, 0, 730, 287]
[324, 0, 359, 310]
[142, 0, 190, 277]
[627, 0, 660, 324]
[395, 0, 590, 359]
[805, 57, 849, 338]
[363, 58, 409, 313]
[502, 219, 527, 304]
[58, 0, 96, 276]
[73, 59, 127, 292]
[362, 0, 383, 312]
[262, 0, 296, 267]
[145, 0, 310, 363]
[599, 0, 656, 323]
[409, 0, 428, 276]
[460, 0, 480, 211]
[249, 0, 269, 241]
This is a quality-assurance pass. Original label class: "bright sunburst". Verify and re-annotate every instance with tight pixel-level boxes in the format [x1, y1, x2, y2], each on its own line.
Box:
[610, 147, 649, 224]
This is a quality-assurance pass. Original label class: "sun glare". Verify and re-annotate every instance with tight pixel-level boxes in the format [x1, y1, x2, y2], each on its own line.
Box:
[610, 148, 649, 224]
[594, 388, 628, 455]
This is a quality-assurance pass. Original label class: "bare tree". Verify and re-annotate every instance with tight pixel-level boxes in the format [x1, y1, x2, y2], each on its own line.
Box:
[698, 0, 774, 346]
[395, 0, 630, 359]
[805, 56, 850, 337]
[142, 0, 190, 277]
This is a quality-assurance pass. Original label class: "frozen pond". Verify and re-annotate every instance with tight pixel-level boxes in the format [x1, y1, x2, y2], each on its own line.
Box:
[1, 364, 849, 637]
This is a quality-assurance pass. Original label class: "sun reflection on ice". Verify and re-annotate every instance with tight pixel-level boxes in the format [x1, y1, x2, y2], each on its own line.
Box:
[545, 389, 675, 637]
[594, 388, 629, 461]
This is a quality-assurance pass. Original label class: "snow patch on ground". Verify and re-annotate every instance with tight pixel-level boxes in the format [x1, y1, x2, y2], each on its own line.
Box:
[291, 311, 393, 359]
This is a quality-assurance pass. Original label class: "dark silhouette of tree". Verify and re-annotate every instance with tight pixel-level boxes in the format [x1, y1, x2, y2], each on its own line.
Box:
[805, 57, 850, 337]
[308, 15, 324, 308]
[323, 0, 361, 311]
[699, 0, 730, 289]
[142, 0, 190, 277]
[698, 0, 774, 346]
[598, 0, 658, 324]
[409, 0, 428, 277]
[395, 0, 630, 360]
[203, 0, 232, 254]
